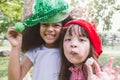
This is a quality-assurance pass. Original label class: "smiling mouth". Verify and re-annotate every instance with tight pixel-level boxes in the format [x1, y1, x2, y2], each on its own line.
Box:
[45, 34, 55, 39]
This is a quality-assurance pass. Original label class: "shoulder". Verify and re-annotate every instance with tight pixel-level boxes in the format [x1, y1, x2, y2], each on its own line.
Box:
[27, 46, 42, 53]
[25, 46, 42, 58]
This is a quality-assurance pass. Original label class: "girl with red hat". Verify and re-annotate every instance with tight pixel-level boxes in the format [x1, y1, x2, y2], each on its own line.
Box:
[59, 19, 120, 80]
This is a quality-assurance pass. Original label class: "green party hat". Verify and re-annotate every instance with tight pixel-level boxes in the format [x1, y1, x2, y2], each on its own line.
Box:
[15, 0, 70, 32]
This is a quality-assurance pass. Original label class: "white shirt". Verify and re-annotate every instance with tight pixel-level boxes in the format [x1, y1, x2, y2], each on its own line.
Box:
[26, 45, 61, 80]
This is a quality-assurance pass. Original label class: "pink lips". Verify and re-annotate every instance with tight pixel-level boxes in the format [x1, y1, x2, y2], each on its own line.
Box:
[71, 51, 78, 55]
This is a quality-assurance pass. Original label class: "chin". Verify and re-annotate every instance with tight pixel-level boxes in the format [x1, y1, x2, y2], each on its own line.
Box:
[45, 40, 55, 44]
[70, 59, 82, 65]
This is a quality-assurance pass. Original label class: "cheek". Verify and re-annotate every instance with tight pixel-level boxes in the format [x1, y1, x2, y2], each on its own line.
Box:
[63, 45, 70, 60]
[40, 29, 42, 36]
[84, 49, 90, 57]
[78, 43, 90, 57]
[83, 44, 90, 57]
[40, 31, 44, 38]
[40, 27, 44, 34]
[63, 42, 70, 53]
[63, 42, 67, 51]
[55, 28, 62, 34]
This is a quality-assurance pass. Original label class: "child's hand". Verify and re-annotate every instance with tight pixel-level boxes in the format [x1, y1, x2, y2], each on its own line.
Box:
[7, 27, 22, 48]
[102, 57, 120, 80]
[85, 57, 120, 80]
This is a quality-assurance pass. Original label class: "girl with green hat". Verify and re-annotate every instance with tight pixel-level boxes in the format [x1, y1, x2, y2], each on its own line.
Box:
[7, 0, 73, 80]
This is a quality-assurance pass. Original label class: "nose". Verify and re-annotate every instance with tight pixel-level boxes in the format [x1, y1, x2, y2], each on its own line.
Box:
[71, 44, 77, 48]
[46, 25, 54, 33]
[70, 40, 78, 48]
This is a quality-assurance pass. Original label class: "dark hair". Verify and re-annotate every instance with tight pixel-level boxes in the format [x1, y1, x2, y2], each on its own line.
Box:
[21, 15, 73, 52]
[59, 24, 99, 80]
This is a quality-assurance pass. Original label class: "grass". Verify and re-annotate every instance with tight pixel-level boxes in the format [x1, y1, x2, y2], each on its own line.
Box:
[99, 54, 120, 67]
[99, 45, 120, 67]
[0, 57, 9, 80]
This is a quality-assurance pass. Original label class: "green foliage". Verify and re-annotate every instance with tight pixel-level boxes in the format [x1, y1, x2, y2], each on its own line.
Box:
[0, 0, 24, 34]
[0, 57, 8, 78]
[99, 33, 108, 45]
[70, 0, 120, 31]
[92, 0, 117, 31]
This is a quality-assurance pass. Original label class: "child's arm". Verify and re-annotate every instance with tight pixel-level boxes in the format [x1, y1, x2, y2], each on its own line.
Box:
[7, 27, 32, 80]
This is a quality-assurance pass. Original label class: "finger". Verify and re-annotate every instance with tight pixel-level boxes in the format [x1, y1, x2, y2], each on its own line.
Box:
[106, 57, 114, 69]
[114, 66, 120, 76]
[111, 66, 120, 80]
[7, 27, 21, 42]
[93, 59, 101, 75]
[6, 27, 15, 38]
[7, 27, 14, 35]
[85, 63, 93, 76]
[85, 57, 94, 65]
[85, 58, 95, 76]
[8, 27, 15, 31]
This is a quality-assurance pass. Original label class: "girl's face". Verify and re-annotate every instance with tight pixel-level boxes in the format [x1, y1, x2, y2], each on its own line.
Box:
[63, 25, 90, 67]
[40, 22, 62, 48]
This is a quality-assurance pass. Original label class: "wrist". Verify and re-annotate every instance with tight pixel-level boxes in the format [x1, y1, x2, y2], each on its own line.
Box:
[11, 46, 21, 53]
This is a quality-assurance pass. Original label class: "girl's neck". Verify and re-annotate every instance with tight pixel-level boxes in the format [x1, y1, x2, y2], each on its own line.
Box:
[44, 44, 58, 48]
[74, 64, 82, 68]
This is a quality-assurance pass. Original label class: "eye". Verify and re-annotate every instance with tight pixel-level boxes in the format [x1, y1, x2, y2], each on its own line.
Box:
[41, 23, 48, 27]
[79, 39, 84, 42]
[53, 23, 62, 28]
[79, 38, 86, 42]
[64, 38, 71, 41]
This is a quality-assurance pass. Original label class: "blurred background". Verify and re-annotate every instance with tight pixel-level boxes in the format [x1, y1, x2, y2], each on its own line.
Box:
[0, 0, 120, 80]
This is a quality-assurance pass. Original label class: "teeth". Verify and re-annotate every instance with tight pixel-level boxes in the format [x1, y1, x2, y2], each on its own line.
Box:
[46, 34, 54, 39]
